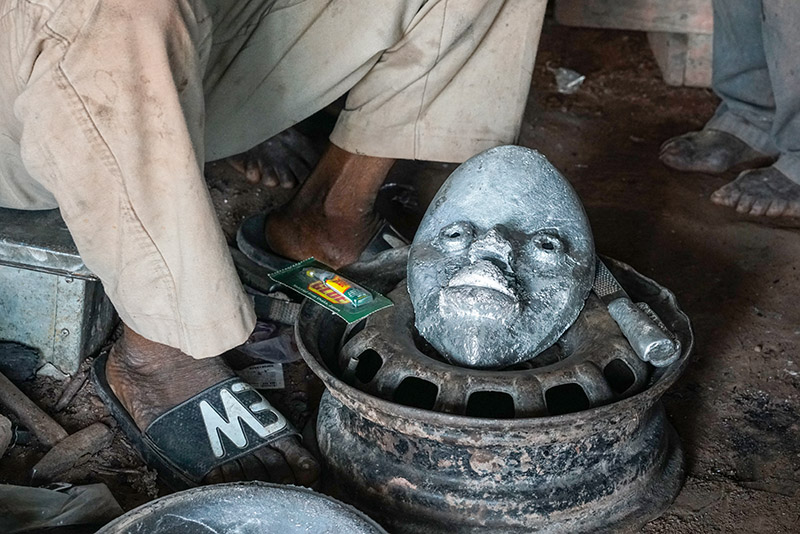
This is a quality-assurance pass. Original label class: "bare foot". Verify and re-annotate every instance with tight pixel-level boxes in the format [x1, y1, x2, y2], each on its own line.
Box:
[265, 144, 395, 268]
[105, 325, 319, 485]
[660, 130, 774, 173]
[228, 128, 320, 188]
[710, 166, 800, 218]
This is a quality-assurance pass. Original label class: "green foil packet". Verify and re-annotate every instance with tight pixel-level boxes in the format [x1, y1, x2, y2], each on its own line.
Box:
[269, 258, 393, 323]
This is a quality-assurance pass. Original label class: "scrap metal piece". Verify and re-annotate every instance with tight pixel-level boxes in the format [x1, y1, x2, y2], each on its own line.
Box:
[332, 288, 648, 418]
[31, 422, 113, 484]
[54, 369, 90, 412]
[0, 209, 116, 376]
[96, 482, 387, 533]
[0, 370, 67, 448]
[593, 258, 681, 366]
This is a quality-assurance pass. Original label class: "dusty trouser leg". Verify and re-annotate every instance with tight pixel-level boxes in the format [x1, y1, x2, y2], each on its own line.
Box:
[710, 0, 800, 218]
[202, 0, 427, 190]
[761, 0, 800, 183]
[660, 0, 778, 172]
[234, 0, 548, 266]
[8, 0, 318, 485]
[204, 0, 544, 160]
[12, 0, 254, 357]
[705, 0, 778, 152]
[0, 1, 59, 209]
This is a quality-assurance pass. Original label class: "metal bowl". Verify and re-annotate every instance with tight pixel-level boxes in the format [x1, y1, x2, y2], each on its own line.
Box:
[96, 482, 387, 533]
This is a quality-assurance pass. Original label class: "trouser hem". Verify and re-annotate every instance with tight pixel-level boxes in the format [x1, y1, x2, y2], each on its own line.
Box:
[773, 154, 800, 186]
[706, 110, 779, 156]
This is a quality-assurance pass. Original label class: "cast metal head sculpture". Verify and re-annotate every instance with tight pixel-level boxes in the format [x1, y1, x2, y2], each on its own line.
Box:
[407, 146, 596, 369]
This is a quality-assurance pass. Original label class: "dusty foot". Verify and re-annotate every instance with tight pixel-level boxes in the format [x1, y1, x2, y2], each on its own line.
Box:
[105, 325, 319, 486]
[265, 144, 395, 268]
[228, 127, 320, 188]
[710, 166, 800, 218]
[660, 129, 774, 173]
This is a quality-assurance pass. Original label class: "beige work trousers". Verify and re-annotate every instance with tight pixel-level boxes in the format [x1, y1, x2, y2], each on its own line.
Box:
[0, 0, 546, 358]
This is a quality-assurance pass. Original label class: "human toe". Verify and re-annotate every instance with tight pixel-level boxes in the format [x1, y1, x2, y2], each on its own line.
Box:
[276, 165, 298, 189]
[710, 182, 742, 207]
[238, 453, 271, 481]
[255, 446, 296, 484]
[270, 436, 321, 486]
[245, 160, 263, 184]
[748, 197, 772, 216]
[658, 135, 694, 165]
[785, 201, 800, 218]
[735, 194, 757, 214]
[765, 199, 789, 217]
[262, 167, 281, 187]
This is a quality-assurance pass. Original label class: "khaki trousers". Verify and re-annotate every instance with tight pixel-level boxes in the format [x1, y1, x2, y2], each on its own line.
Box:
[0, 0, 546, 357]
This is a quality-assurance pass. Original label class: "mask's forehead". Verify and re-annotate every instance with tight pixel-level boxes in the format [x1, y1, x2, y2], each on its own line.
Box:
[414, 146, 592, 248]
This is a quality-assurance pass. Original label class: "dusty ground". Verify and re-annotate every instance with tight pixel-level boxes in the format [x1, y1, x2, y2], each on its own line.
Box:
[1, 15, 799, 533]
[528, 22, 800, 534]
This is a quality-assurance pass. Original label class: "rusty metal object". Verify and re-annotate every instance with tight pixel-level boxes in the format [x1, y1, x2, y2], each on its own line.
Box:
[0, 370, 68, 448]
[297, 258, 693, 533]
[55, 369, 90, 412]
[31, 422, 113, 483]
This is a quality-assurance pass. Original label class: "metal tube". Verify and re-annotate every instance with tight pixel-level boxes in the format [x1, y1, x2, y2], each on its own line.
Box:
[0, 370, 67, 448]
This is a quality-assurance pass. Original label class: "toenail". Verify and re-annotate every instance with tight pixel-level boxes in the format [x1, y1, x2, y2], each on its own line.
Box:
[299, 458, 316, 470]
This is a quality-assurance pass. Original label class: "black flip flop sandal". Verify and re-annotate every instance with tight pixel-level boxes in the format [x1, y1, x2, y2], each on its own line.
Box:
[236, 213, 409, 273]
[91, 352, 298, 489]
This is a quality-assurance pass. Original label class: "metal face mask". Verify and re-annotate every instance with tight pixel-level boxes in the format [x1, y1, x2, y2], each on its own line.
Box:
[407, 146, 596, 369]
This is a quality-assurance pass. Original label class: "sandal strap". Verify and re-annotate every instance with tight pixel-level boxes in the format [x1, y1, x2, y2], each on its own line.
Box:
[144, 378, 298, 483]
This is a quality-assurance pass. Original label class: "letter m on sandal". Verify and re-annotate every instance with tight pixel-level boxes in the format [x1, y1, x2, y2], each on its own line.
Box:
[199, 382, 287, 458]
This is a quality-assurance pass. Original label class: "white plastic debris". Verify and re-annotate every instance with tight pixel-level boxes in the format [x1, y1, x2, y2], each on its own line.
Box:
[549, 66, 586, 94]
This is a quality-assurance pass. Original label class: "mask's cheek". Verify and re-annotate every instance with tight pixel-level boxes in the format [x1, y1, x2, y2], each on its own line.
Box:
[409, 246, 466, 287]
[514, 255, 578, 297]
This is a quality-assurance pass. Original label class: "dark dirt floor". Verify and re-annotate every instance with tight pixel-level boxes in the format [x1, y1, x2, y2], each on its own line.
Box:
[2, 15, 799, 533]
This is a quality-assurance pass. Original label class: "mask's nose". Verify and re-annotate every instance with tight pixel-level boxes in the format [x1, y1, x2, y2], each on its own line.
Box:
[468, 226, 514, 272]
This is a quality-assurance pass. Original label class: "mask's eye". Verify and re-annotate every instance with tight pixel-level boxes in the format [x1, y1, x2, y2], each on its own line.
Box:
[531, 231, 564, 254]
[436, 221, 475, 252]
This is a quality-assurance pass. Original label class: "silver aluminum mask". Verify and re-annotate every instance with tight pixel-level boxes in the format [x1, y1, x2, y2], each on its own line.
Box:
[407, 146, 595, 369]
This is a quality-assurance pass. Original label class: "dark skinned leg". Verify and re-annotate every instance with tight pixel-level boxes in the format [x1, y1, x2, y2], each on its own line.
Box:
[265, 143, 395, 269]
[105, 324, 319, 485]
[710, 165, 800, 219]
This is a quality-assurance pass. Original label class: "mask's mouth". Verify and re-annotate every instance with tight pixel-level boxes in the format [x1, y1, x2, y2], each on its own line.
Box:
[446, 260, 517, 300]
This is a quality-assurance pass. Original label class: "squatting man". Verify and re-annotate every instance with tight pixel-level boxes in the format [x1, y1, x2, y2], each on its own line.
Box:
[0, 0, 547, 485]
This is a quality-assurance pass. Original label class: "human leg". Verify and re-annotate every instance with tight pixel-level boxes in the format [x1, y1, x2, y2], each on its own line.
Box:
[201, 0, 437, 194]
[10, 0, 315, 484]
[661, 0, 779, 172]
[259, 0, 548, 266]
[0, 0, 59, 209]
[15, 0, 254, 357]
[710, 0, 800, 218]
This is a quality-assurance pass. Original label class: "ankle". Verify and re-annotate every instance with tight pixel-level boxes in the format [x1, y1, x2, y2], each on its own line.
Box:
[110, 325, 192, 378]
[298, 144, 394, 217]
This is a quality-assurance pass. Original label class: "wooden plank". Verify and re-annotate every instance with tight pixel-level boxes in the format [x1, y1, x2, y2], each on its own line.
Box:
[648, 32, 687, 86]
[684, 33, 713, 87]
[648, 31, 713, 88]
[555, 0, 713, 34]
